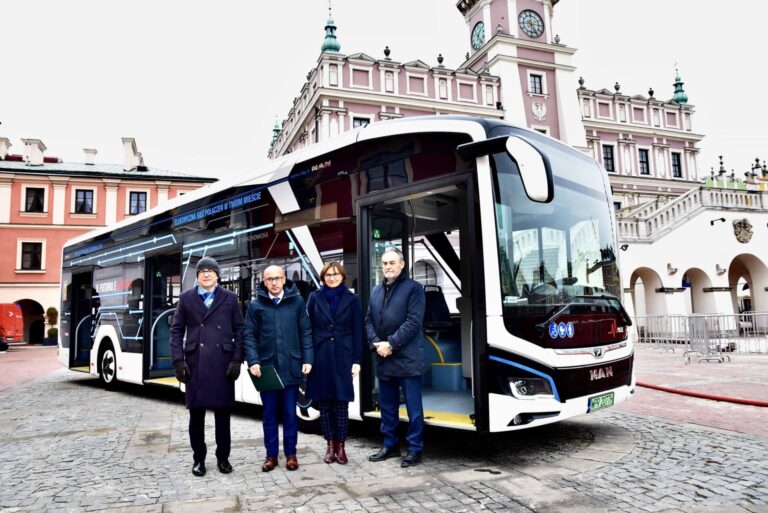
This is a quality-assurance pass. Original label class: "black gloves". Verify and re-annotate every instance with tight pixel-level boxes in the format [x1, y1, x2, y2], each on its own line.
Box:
[225, 360, 242, 381]
[174, 359, 190, 383]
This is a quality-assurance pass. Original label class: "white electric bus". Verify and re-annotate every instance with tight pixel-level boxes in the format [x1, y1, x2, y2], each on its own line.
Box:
[58, 116, 634, 433]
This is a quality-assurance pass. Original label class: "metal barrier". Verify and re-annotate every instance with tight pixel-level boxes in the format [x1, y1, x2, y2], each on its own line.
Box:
[635, 315, 689, 352]
[635, 312, 768, 359]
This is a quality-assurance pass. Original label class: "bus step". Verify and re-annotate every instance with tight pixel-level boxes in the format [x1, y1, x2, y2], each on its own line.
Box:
[71, 365, 90, 373]
[144, 376, 180, 387]
[364, 408, 475, 430]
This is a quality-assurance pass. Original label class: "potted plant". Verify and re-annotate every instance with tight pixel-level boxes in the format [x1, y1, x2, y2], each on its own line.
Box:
[44, 327, 58, 346]
[44, 307, 59, 346]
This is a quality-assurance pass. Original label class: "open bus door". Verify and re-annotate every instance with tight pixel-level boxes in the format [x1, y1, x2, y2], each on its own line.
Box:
[143, 253, 182, 384]
[357, 173, 484, 431]
[68, 270, 96, 372]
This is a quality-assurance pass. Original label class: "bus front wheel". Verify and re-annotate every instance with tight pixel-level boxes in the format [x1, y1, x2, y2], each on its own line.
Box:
[99, 343, 118, 389]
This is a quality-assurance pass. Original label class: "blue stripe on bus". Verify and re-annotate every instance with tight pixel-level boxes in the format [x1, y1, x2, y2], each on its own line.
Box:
[488, 355, 560, 401]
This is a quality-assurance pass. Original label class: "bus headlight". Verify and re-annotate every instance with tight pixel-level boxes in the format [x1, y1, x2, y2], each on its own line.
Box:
[509, 377, 554, 399]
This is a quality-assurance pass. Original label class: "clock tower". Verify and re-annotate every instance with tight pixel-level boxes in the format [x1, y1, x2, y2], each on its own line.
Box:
[457, 0, 586, 149]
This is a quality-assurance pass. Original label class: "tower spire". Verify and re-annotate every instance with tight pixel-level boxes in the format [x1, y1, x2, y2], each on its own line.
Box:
[672, 68, 688, 104]
[321, 1, 341, 53]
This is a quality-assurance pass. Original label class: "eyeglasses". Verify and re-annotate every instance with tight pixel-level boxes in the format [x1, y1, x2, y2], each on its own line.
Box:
[198, 269, 216, 275]
[325, 273, 342, 279]
[264, 276, 284, 283]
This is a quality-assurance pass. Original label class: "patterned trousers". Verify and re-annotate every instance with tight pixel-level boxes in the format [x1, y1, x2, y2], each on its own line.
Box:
[316, 399, 350, 442]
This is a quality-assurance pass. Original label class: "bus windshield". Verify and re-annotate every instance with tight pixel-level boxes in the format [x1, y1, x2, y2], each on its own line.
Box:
[490, 129, 625, 348]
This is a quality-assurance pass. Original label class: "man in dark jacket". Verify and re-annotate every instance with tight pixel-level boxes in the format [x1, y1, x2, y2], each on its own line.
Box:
[170, 256, 244, 477]
[244, 265, 313, 472]
[365, 247, 426, 467]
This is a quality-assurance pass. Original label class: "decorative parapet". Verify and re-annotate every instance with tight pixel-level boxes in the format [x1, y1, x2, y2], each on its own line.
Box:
[617, 186, 768, 242]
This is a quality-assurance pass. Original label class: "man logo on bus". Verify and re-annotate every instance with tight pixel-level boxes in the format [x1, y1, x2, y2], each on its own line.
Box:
[589, 366, 613, 381]
[566, 322, 575, 338]
[548, 323, 558, 339]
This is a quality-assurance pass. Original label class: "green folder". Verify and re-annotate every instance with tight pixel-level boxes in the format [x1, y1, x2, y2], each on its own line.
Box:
[249, 365, 285, 392]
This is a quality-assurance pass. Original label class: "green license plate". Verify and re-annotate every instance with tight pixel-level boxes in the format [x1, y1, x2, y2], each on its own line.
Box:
[588, 392, 614, 412]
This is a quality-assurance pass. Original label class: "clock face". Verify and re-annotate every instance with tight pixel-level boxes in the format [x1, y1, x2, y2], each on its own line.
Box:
[518, 9, 544, 38]
[471, 21, 485, 50]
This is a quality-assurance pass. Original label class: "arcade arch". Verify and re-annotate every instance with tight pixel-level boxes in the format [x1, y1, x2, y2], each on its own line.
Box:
[728, 254, 768, 313]
[14, 299, 44, 344]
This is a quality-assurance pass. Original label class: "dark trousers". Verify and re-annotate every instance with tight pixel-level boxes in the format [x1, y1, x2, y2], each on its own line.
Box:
[261, 384, 299, 457]
[316, 399, 350, 442]
[189, 407, 231, 463]
[379, 376, 424, 453]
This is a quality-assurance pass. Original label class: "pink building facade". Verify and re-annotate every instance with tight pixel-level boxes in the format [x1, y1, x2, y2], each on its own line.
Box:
[0, 138, 214, 343]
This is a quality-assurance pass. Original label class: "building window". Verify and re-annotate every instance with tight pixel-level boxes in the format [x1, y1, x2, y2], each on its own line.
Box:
[385, 71, 394, 93]
[21, 242, 43, 270]
[602, 145, 615, 172]
[613, 202, 622, 211]
[638, 149, 650, 175]
[352, 117, 370, 128]
[75, 189, 94, 214]
[413, 260, 437, 286]
[25, 187, 46, 212]
[329, 65, 338, 86]
[671, 153, 682, 178]
[129, 191, 147, 215]
[529, 74, 543, 94]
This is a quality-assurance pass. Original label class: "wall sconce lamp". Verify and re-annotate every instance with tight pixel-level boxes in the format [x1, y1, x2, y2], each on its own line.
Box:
[716, 264, 727, 275]
[667, 263, 678, 275]
[620, 244, 629, 251]
[710, 217, 726, 226]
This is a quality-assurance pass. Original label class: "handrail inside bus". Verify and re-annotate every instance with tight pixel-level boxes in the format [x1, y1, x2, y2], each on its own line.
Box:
[73, 314, 92, 358]
[149, 309, 176, 369]
[413, 238, 461, 293]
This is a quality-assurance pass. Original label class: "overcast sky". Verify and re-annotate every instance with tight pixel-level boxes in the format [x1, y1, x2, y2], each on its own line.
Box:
[2, 1, 766, 181]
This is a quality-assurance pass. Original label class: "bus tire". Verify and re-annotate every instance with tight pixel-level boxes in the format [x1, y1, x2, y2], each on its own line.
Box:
[98, 341, 118, 390]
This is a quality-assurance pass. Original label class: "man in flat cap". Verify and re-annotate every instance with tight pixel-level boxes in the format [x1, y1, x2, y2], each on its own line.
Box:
[170, 256, 244, 477]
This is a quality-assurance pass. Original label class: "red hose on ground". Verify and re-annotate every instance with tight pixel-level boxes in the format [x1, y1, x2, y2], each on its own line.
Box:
[636, 381, 768, 407]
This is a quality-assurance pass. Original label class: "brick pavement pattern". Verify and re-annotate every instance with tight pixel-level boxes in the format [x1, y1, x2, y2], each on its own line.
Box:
[0, 354, 767, 512]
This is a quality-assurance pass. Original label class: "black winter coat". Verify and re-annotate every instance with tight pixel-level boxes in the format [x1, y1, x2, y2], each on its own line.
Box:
[243, 280, 313, 387]
[305, 286, 363, 402]
[364, 273, 425, 378]
[170, 285, 245, 409]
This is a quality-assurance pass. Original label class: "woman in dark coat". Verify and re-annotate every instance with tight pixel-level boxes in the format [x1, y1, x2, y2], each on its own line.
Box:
[305, 261, 363, 464]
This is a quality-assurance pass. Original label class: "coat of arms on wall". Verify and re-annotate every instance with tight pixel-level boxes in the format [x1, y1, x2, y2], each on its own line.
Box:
[733, 218, 753, 243]
[532, 101, 547, 121]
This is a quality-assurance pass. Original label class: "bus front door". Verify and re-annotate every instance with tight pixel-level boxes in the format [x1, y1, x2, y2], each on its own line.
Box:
[144, 254, 181, 381]
[69, 271, 95, 371]
[358, 175, 480, 430]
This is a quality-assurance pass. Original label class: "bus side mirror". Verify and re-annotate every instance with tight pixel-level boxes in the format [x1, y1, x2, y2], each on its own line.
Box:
[505, 136, 552, 203]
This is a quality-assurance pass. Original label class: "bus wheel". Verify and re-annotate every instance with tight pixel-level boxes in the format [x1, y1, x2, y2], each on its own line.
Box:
[296, 381, 320, 432]
[99, 343, 118, 389]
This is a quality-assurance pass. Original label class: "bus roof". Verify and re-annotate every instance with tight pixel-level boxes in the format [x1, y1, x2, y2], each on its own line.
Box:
[62, 115, 558, 250]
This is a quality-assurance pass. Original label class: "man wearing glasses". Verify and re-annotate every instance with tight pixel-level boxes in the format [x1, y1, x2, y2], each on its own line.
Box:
[244, 265, 313, 472]
[170, 256, 245, 477]
[365, 247, 426, 467]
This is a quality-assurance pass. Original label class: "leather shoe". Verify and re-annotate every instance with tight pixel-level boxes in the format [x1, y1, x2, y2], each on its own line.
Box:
[217, 459, 233, 474]
[262, 456, 278, 472]
[285, 455, 299, 471]
[368, 446, 401, 462]
[401, 451, 422, 467]
[192, 462, 206, 476]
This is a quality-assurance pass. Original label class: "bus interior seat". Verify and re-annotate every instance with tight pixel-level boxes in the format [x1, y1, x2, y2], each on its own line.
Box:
[422, 285, 464, 391]
[423, 285, 454, 329]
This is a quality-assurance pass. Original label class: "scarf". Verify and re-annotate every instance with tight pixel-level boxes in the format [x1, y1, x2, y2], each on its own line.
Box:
[323, 283, 346, 316]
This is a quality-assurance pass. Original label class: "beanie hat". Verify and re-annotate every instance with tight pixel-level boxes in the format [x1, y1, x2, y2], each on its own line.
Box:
[196, 256, 220, 277]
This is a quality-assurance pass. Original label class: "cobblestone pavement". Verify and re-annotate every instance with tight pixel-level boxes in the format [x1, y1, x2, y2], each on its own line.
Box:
[0, 369, 766, 513]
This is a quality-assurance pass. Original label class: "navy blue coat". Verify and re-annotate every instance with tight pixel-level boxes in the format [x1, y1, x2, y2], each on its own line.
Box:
[364, 273, 425, 378]
[170, 285, 244, 409]
[243, 280, 313, 387]
[305, 286, 363, 402]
